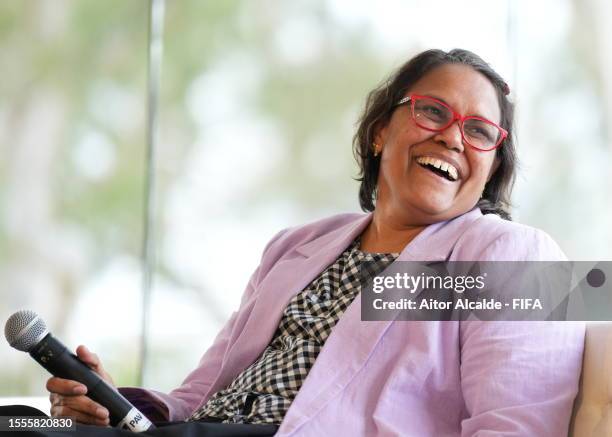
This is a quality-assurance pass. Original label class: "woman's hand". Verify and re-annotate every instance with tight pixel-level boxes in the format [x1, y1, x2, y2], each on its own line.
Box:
[47, 345, 115, 426]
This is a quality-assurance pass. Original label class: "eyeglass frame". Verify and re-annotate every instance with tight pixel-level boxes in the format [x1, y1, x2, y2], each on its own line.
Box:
[395, 94, 508, 151]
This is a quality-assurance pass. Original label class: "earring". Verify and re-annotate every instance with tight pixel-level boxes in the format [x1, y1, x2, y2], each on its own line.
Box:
[373, 143, 381, 157]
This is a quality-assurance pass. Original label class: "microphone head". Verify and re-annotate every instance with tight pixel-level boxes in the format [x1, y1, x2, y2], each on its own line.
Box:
[4, 310, 49, 352]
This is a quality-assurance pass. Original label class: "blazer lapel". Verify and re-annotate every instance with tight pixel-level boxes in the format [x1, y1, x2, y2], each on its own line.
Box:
[279, 208, 484, 435]
[208, 214, 374, 396]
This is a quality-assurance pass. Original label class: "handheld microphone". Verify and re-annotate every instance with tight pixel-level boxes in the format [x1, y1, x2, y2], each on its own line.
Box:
[4, 310, 155, 433]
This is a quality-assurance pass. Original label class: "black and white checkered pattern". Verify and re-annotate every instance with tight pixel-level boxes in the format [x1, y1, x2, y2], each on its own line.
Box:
[189, 238, 397, 425]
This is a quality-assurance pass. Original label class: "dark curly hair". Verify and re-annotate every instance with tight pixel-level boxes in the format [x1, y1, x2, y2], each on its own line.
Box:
[353, 48, 517, 220]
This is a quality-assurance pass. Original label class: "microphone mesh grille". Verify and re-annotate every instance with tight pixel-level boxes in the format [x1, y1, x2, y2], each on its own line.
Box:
[4, 310, 48, 352]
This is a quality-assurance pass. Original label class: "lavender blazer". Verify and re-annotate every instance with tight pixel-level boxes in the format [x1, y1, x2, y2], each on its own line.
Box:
[121, 208, 585, 436]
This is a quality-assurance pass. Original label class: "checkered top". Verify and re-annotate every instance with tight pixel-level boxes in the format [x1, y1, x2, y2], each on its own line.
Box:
[188, 238, 398, 425]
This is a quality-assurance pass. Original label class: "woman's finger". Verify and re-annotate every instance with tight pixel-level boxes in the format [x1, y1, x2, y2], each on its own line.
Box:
[51, 404, 110, 426]
[46, 377, 87, 396]
[52, 394, 109, 420]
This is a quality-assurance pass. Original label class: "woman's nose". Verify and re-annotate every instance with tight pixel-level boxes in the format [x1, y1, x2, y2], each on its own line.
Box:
[433, 121, 465, 153]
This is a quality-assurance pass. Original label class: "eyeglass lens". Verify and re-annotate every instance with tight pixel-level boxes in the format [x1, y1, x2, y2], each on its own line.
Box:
[412, 97, 501, 150]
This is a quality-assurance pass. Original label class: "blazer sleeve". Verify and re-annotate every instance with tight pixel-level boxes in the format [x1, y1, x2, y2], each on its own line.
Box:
[119, 228, 288, 422]
[459, 230, 585, 437]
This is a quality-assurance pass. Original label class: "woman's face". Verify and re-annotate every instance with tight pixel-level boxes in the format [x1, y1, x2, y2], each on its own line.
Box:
[375, 63, 501, 225]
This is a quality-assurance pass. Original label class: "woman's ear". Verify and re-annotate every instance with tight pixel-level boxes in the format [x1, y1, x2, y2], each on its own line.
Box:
[373, 122, 389, 151]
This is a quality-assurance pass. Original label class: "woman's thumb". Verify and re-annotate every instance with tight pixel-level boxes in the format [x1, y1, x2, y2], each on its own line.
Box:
[75, 345, 114, 386]
[76, 345, 101, 369]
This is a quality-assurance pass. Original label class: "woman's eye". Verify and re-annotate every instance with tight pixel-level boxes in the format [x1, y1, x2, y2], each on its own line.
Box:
[419, 104, 445, 120]
[466, 125, 493, 141]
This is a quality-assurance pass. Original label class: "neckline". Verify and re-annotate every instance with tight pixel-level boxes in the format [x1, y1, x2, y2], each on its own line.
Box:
[351, 238, 399, 258]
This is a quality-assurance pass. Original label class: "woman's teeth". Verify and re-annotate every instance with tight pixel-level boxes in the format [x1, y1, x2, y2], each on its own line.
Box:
[416, 156, 458, 181]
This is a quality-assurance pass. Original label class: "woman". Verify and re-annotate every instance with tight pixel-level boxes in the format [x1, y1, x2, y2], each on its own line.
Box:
[46, 49, 584, 436]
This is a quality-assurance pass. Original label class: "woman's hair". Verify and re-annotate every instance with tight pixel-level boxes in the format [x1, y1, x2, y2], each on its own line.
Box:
[353, 48, 517, 220]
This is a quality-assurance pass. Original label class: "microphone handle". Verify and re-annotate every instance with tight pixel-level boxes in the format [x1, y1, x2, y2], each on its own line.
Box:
[30, 333, 154, 432]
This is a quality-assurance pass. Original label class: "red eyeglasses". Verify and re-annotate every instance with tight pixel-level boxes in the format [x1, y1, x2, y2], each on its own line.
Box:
[396, 94, 507, 151]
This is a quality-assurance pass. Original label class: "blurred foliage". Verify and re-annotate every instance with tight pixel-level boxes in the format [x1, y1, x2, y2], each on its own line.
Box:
[0, 0, 386, 395]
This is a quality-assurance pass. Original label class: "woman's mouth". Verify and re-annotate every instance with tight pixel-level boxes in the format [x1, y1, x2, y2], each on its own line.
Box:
[415, 156, 459, 182]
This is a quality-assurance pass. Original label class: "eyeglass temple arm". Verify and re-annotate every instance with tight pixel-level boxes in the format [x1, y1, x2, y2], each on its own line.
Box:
[396, 96, 411, 106]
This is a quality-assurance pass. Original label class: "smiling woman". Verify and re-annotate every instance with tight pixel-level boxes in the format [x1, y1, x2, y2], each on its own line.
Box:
[32, 48, 584, 436]
[359, 60, 508, 252]
[355, 50, 516, 222]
